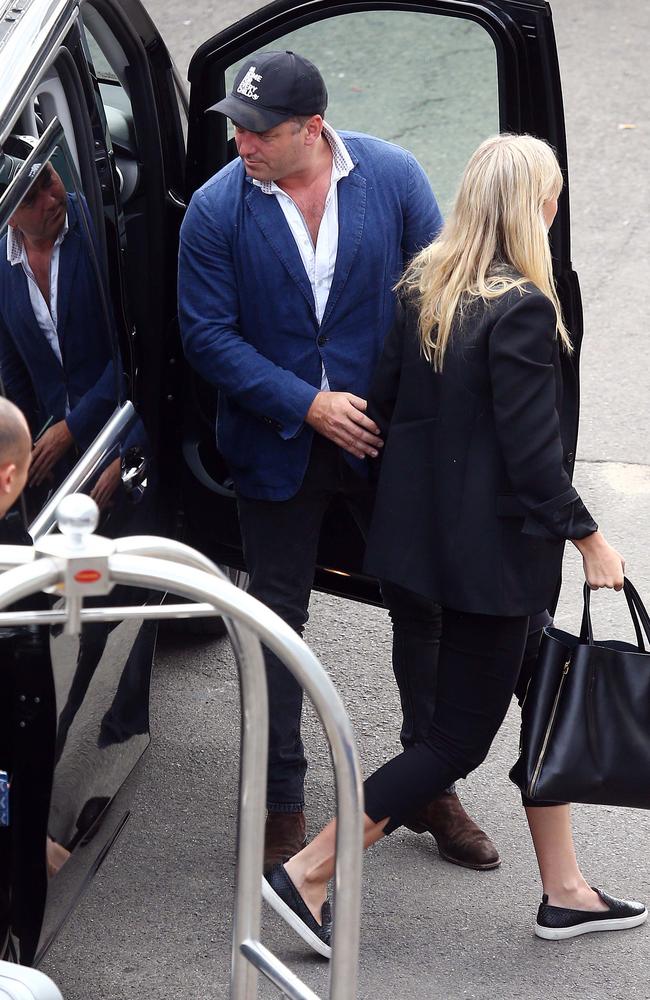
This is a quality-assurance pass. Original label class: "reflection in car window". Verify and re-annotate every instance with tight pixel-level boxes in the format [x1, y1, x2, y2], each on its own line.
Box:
[0, 141, 156, 871]
[226, 11, 498, 213]
[0, 30, 157, 915]
[0, 142, 126, 523]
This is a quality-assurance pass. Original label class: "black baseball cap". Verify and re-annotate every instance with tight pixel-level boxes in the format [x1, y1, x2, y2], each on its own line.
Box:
[0, 135, 41, 197]
[0, 152, 23, 196]
[209, 50, 328, 133]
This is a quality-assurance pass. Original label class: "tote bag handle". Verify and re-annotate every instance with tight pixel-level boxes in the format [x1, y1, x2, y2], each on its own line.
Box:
[580, 578, 650, 651]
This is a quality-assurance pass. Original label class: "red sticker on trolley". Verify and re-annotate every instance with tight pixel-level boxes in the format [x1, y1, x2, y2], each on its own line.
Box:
[74, 569, 102, 583]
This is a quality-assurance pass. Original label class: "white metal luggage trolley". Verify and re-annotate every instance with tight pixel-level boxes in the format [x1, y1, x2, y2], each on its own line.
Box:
[0, 961, 63, 1000]
[0, 494, 364, 1000]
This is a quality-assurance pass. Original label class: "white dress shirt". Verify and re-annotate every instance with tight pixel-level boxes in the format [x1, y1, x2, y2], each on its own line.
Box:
[7, 215, 69, 367]
[7, 216, 70, 413]
[254, 122, 354, 390]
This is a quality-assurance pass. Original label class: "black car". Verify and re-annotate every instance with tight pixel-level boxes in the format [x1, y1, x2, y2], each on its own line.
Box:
[0, 0, 581, 969]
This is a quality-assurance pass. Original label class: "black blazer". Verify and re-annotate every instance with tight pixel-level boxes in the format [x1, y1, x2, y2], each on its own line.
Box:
[364, 284, 597, 616]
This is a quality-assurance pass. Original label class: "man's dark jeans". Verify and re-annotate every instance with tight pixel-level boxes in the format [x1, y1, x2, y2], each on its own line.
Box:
[237, 434, 443, 811]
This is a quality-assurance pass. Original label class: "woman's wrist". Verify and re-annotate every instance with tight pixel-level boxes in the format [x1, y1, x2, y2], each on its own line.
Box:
[571, 529, 604, 554]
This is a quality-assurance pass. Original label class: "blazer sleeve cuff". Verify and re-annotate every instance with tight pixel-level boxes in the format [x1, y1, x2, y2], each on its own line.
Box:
[522, 487, 598, 540]
[65, 410, 87, 449]
[264, 383, 319, 441]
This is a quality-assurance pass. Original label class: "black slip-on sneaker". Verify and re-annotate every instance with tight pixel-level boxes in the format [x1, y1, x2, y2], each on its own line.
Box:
[535, 887, 647, 940]
[262, 864, 332, 959]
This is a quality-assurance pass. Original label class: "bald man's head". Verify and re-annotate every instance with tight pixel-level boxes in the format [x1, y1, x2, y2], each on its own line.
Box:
[0, 399, 31, 517]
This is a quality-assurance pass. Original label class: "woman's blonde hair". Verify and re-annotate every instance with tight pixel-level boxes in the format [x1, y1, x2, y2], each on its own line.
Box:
[397, 133, 570, 370]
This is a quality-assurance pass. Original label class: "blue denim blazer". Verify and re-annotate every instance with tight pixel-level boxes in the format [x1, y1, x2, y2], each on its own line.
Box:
[179, 131, 443, 500]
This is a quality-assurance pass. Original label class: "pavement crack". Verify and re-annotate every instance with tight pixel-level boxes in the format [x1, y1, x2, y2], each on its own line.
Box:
[577, 458, 650, 469]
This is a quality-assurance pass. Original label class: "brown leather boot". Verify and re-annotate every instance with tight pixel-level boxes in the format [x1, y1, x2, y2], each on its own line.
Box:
[406, 791, 500, 870]
[264, 811, 307, 873]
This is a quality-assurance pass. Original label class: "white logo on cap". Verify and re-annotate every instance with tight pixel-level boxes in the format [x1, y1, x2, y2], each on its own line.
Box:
[237, 66, 262, 101]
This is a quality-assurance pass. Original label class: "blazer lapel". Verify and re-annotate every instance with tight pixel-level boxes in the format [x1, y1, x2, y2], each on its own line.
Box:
[321, 170, 366, 329]
[6, 255, 67, 418]
[11, 263, 43, 344]
[56, 204, 82, 346]
[245, 185, 316, 314]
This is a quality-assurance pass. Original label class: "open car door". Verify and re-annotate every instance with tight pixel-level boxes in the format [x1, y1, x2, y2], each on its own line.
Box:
[182, 0, 582, 605]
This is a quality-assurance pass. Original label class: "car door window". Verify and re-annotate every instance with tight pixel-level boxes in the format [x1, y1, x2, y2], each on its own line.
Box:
[224, 10, 498, 212]
[80, 2, 186, 202]
[0, 133, 124, 523]
[81, 8, 141, 204]
[78, 1, 187, 473]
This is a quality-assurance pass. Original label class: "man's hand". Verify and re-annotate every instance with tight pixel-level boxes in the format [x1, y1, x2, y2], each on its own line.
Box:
[573, 531, 626, 591]
[29, 420, 73, 485]
[305, 391, 383, 459]
[89, 457, 122, 511]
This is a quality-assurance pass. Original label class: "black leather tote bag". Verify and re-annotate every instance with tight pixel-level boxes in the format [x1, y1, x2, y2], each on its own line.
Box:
[510, 578, 650, 808]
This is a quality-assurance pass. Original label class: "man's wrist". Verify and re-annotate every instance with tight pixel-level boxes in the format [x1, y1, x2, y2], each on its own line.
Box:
[304, 389, 324, 423]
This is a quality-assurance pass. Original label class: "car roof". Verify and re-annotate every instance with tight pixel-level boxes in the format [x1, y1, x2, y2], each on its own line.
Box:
[0, 0, 78, 145]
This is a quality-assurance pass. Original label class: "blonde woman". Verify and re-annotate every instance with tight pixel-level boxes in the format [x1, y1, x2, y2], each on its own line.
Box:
[262, 134, 646, 954]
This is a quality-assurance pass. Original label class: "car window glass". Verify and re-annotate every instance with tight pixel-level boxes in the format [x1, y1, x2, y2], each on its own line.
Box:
[19, 72, 82, 175]
[173, 67, 189, 148]
[80, 8, 140, 204]
[9, 53, 109, 249]
[225, 10, 498, 212]
[0, 134, 154, 889]
[83, 31, 121, 85]
[0, 137, 122, 529]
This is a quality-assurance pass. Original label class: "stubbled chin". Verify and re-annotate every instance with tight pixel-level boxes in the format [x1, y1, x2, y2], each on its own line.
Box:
[242, 161, 268, 179]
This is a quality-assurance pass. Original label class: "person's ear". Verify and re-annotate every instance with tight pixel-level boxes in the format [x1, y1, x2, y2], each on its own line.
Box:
[0, 462, 17, 494]
[304, 115, 324, 146]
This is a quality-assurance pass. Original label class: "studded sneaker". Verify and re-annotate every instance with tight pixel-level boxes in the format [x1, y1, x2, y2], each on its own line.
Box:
[535, 888, 647, 940]
[262, 863, 332, 958]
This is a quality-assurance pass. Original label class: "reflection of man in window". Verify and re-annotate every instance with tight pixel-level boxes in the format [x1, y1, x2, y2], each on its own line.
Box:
[0, 161, 121, 508]
[1, 159, 154, 783]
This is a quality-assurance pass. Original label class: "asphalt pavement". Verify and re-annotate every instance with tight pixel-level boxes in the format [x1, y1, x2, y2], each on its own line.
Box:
[43, 1, 650, 998]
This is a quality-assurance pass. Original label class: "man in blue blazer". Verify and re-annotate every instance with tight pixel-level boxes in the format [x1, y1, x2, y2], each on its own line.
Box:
[0, 161, 130, 509]
[179, 51, 498, 871]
